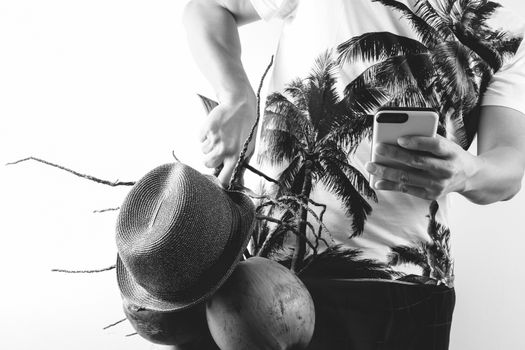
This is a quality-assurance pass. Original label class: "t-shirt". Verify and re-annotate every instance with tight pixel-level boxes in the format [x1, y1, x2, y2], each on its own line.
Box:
[247, 0, 525, 287]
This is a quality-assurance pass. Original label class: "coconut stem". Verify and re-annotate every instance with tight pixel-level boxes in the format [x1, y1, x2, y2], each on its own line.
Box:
[103, 318, 127, 330]
[252, 190, 334, 258]
[6, 157, 135, 186]
[256, 215, 316, 257]
[93, 207, 120, 213]
[228, 55, 274, 190]
[51, 265, 116, 273]
[243, 164, 279, 184]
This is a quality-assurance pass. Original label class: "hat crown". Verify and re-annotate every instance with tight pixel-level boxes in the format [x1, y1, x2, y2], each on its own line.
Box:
[116, 163, 237, 300]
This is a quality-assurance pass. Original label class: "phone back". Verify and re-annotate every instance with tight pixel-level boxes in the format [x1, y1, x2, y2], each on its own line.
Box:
[370, 108, 438, 187]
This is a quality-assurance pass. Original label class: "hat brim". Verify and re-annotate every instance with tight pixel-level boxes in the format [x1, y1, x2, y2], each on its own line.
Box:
[116, 189, 255, 312]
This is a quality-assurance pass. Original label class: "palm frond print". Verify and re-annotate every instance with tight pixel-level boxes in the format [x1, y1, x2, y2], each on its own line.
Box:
[259, 50, 377, 239]
[255, 0, 520, 283]
[388, 201, 454, 285]
[338, 0, 523, 148]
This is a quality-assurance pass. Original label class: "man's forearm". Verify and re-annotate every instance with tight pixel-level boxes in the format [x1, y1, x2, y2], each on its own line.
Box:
[182, 0, 261, 186]
[458, 106, 525, 205]
[183, 0, 255, 102]
[460, 146, 524, 204]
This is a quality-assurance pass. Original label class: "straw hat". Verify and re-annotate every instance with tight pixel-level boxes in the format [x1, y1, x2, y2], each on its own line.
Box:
[115, 162, 255, 312]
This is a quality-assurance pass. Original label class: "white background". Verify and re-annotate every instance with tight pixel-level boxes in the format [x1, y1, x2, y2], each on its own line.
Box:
[1, 1, 524, 349]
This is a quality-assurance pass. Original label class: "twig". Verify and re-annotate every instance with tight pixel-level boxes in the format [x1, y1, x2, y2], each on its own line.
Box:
[242, 246, 252, 260]
[277, 195, 334, 243]
[306, 198, 329, 249]
[171, 150, 181, 162]
[256, 215, 316, 255]
[257, 220, 291, 257]
[255, 194, 334, 252]
[256, 199, 297, 217]
[228, 55, 274, 190]
[103, 318, 127, 330]
[300, 197, 330, 249]
[297, 253, 318, 276]
[6, 157, 135, 186]
[287, 226, 317, 254]
[256, 214, 289, 226]
[244, 164, 279, 184]
[93, 207, 120, 213]
[125, 332, 138, 337]
[305, 221, 316, 239]
[297, 237, 321, 276]
[315, 236, 330, 251]
[239, 187, 280, 201]
[305, 197, 327, 210]
[235, 184, 334, 256]
[51, 265, 116, 273]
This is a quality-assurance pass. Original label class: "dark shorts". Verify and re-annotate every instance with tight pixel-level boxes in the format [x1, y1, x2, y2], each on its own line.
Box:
[303, 279, 455, 350]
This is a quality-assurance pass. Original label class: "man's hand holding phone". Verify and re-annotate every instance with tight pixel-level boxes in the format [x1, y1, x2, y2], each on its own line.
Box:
[366, 135, 478, 200]
[365, 108, 478, 200]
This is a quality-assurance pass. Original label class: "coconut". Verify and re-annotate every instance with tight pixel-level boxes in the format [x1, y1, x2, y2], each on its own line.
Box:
[206, 257, 315, 350]
[122, 299, 218, 349]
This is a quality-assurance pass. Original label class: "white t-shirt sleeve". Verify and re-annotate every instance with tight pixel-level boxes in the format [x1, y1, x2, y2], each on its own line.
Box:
[249, 0, 298, 21]
[481, 37, 525, 115]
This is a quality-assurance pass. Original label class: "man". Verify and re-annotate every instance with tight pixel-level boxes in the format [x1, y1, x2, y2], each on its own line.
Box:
[183, 0, 525, 348]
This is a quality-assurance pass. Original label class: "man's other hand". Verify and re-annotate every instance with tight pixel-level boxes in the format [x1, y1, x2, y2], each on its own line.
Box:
[199, 94, 257, 188]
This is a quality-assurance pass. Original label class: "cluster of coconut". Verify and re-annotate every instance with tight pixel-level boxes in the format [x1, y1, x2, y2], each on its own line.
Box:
[124, 258, 315, 349]
[116, 162, 315, 350]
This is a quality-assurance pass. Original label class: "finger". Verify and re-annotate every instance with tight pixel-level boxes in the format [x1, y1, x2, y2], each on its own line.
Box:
[213, 163, 224, 178]
[217, 157, 237, 189]
[397, 135, 453, 158]
[198, 126, 208, 143]
[201, 137, 216, 155]
[366, 162, 433, 188]
[374, 143, 450, 176]
[374, 179, 430, 200]
[203, 146, 224, 169]
[199, 116, 216, 142]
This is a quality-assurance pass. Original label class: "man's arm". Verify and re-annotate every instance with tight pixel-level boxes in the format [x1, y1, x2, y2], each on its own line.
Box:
[460, 106, 525, 204]
[183, 0, 261, 187]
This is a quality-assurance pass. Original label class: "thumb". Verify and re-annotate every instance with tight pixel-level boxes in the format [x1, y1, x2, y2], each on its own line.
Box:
[217, 157, 238, 189]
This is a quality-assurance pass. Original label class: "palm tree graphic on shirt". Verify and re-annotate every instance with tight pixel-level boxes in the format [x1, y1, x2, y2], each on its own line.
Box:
[258, 0, 521, 282]
[335, 0, 521, 283]
[258, 52, 378, 269]
[337, 0, 522, 149]
[387, 200, 454, 285]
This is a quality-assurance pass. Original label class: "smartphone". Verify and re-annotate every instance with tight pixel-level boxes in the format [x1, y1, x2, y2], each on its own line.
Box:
[370, 107, 439, 187]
